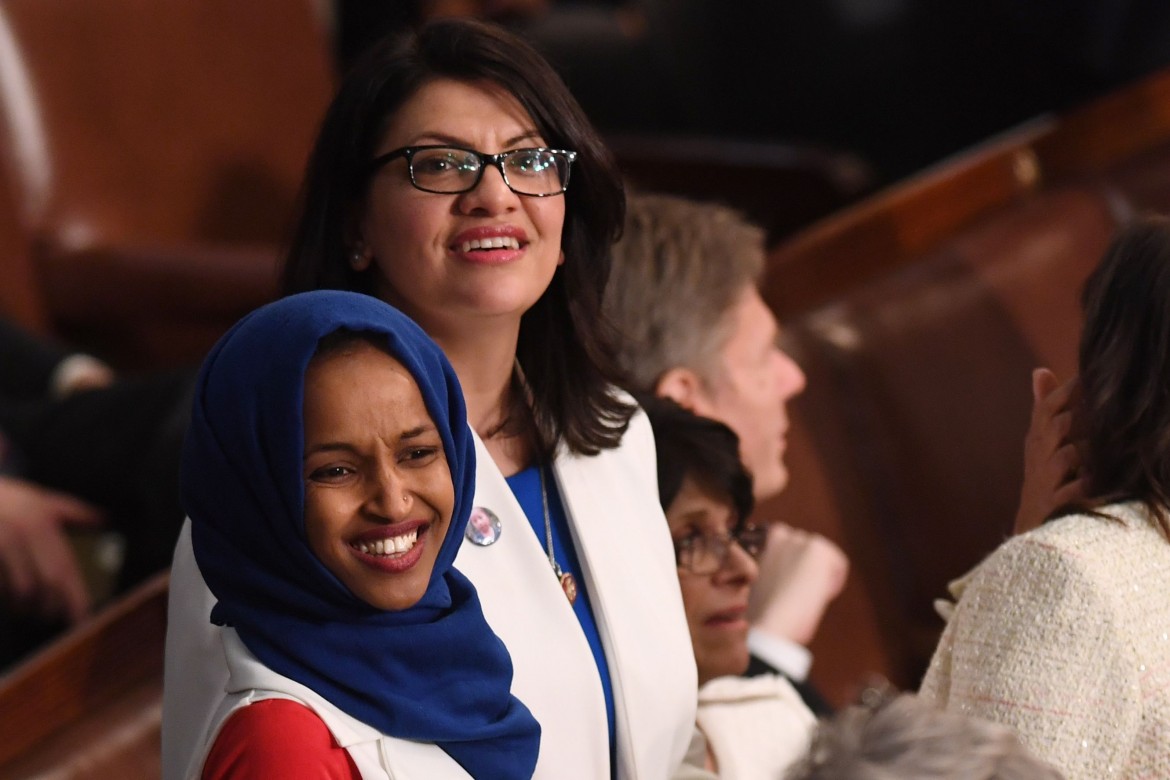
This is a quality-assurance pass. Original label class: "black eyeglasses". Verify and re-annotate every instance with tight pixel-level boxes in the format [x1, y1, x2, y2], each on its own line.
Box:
[368, 145, 577, 197]
[675, 523, 768, 575]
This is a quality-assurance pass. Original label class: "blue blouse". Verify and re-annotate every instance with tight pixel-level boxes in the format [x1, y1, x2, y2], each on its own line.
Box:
[505, 463, 617, 776]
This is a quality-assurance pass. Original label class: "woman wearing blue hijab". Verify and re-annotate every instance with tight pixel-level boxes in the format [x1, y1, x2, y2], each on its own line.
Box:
[180, 290, 539, 779]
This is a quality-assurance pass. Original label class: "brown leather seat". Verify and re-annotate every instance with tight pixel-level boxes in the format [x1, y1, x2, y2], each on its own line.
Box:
[0, 161, 44, 332]
[0, 572, 167, 779]
[764, 65, 1170, 323]
[610, 134, 873, 242]
[755, 66, 1170, 698]
[771, 185, 1119, 690]
[0, 0, 334, 367]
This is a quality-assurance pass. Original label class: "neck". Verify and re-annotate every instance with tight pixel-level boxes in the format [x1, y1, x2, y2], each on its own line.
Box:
[430, 322, 537, 476]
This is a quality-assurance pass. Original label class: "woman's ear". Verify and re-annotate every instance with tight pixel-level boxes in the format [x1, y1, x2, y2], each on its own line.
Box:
[655, 366, 712, 415]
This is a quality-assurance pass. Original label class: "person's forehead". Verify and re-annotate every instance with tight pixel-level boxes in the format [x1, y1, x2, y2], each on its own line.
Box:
[719, 287, 778, 354]
[667, 478, 737, 526]
[377, 78, 542, 152]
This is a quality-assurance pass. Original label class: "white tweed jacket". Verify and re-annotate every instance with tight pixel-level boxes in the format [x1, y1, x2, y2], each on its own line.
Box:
[920, 501, 1170, 780]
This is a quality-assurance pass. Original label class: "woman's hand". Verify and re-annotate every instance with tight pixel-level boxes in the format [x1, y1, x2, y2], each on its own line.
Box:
[1014, 368, 1086, 535]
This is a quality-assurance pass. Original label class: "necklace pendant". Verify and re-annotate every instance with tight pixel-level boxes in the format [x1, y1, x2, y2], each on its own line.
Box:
[559, 571, 578, 604]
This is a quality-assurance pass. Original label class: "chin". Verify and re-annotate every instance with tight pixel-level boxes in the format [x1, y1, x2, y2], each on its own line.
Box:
[702, 659, 748, 687]
[699, 649, 752, 686]
[362, 581, 429, 612]
[752, 464, 789, 501]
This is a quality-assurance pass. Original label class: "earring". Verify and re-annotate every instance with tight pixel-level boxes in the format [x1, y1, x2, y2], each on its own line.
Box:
[350, 248, 370, 271]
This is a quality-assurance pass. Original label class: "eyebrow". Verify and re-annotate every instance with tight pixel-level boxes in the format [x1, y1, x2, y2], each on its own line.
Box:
[407, 130, 545, 149]
[675, 506, 736, 531]
[303, 424, 438, 459]
[675, 509, 715, 528]
[304, 442, 358, 459]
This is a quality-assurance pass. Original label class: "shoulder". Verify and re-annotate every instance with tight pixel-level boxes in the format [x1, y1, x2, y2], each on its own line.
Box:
[620, 395, 655, 453]
[202, 700, 359, 780]
[972, 502, 1168, 596]
[556, 389, 657, 475]
[933, 503, 1165, 677]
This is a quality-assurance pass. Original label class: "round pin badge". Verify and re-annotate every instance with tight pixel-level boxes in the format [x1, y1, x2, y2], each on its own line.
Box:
[464, 506, 502, 546]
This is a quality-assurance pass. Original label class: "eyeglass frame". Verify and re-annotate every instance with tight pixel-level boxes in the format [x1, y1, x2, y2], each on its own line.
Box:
[366, 144, 578, 197]
[674, 522, 768, 575]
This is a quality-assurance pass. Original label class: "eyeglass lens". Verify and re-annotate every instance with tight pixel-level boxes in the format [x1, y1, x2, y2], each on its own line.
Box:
[677, 525, 767, 574]
[410, 147, 570, 196]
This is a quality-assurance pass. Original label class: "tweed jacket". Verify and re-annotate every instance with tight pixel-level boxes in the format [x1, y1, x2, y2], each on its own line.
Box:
[920, 501, 1170, 780]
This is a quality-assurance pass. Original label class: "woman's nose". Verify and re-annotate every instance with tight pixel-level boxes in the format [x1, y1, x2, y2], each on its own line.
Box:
[456, 163, 519, 215]
[364, 470, 412, 520]
[720, 541, 760, 585]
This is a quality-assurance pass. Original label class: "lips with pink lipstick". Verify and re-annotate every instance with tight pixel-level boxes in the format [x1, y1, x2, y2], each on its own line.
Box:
[347, 520, 432, 574]
[450, 225, 528, 264]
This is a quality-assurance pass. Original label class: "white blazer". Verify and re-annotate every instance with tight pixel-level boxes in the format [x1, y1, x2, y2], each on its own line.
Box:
[163, 409, 697, 780]
[194, 630, 472, 779]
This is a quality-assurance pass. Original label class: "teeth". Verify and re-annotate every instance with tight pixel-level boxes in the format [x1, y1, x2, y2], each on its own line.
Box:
[353, 530, 419, 557]
[460, 236, 520, 252]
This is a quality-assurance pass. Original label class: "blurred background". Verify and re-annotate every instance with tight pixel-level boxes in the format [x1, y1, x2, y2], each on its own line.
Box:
[3, 2, 1170, 776]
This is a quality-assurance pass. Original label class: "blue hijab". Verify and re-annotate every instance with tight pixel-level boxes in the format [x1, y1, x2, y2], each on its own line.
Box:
[183, 290, 539, 779]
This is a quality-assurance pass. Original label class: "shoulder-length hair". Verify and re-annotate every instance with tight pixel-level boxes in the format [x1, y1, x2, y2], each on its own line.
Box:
[1078, 215, 1170, 536]
[281, 18, 632, 455]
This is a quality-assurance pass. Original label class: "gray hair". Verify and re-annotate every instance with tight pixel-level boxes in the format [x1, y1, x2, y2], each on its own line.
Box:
[788, 694, 1065, 780]
[604, 192, 764, 391]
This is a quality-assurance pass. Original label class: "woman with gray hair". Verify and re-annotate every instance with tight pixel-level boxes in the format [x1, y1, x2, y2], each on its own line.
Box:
[790, 694, 1063, 780]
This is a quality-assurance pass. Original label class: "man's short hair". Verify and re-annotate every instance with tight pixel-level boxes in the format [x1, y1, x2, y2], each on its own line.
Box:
[604, 192, 765, 391]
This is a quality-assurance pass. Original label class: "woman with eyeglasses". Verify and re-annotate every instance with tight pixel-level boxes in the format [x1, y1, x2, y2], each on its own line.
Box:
[162, 18, 696, 780]
[643, 396, 816, 779]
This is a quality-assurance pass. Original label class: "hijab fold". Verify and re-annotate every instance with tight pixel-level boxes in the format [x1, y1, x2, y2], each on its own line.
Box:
[183, 290, 539, 779]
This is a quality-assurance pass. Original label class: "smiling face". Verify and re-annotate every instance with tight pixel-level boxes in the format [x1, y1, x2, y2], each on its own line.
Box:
[355, 78, 566, 339]
[667, 476, 759, 686]
[302, 340, 455, 612]
[691, 287, 807, 500]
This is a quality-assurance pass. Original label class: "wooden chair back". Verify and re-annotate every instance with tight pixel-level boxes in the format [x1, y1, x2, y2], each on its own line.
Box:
[0, 572, 168, 779]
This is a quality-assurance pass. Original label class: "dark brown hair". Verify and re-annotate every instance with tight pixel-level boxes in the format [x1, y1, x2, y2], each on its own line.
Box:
[1076, 215, 1170, 535]
[639, 395, 754, 525]
[281, 19, 632, 454]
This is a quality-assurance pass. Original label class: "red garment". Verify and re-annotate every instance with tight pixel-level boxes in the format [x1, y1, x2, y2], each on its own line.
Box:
[202, 699, 361, 779]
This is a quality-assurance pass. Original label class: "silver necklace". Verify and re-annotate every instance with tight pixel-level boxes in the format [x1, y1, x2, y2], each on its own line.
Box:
[538, 464, 578, 604]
